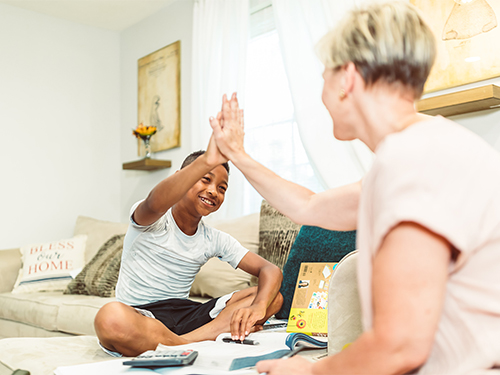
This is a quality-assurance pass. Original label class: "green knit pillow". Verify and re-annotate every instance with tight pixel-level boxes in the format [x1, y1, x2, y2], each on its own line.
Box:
[275, 226, 357, 319]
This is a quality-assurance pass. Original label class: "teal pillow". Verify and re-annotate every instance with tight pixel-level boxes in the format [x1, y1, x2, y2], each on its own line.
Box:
[275, 226, 357, 319]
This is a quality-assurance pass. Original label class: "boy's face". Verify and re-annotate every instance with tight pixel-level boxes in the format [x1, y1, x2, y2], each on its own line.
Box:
[185, 164, 229, 216]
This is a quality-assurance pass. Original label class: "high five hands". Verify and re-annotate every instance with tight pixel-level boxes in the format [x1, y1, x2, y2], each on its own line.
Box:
[209, 93, 246, 162]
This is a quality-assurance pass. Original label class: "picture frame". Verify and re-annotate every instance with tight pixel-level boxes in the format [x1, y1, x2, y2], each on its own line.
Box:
[137, 40, 181, 155]
[411, 0, 500, 93]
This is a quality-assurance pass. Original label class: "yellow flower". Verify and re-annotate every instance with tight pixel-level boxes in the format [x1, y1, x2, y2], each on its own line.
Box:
[132, 123, 157, 138]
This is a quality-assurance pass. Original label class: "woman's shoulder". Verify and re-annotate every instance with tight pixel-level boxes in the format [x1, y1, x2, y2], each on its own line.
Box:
[376, 116, 498, 168]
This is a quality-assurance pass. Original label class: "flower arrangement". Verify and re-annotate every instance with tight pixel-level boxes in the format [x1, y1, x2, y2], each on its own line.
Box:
[133, 123, 157, 158]
[132, 123, 157, 139]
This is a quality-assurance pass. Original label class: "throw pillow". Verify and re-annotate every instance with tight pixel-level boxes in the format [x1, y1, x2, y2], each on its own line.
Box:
[11, 235, 87, 294]
[73, 215, 128, 263]
[64, 234, 124, 298]
[190, 213, 260, 298]
[275, 226, 357, 319]
[258, 201, 302, 270]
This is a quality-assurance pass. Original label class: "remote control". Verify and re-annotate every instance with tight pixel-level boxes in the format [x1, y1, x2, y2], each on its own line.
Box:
[123, 349, 198, 368]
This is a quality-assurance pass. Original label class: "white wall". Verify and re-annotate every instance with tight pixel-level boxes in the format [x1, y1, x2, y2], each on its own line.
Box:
[422, 77, 500, 152]
[0, 4, 121, 249]
[119, 0, 195, 223]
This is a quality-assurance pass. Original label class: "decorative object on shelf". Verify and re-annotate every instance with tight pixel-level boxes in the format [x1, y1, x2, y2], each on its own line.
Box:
[416, 84, 500, 117]
[411, 0, 500, 93]
[132, 123, 157, 158]
[138, 40, 181, 156]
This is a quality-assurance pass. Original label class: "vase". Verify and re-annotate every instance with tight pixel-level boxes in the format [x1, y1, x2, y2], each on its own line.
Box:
[142, 136, 152, 159]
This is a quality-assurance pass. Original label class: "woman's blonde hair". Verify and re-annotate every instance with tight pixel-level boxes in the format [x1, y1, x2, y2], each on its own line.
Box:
[317, 1, 436, 99]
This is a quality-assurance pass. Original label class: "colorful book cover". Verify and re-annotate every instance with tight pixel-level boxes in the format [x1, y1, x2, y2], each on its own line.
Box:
[286, 262, 337, 336]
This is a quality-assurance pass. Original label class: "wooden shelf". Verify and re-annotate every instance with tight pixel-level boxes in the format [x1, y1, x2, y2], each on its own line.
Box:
[416, 84, 500, 117]
[122, 158, 172, 171]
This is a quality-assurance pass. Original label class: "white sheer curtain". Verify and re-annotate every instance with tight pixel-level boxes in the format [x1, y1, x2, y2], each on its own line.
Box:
[271, 0, 374, 189]
[191, 0, 249, 220]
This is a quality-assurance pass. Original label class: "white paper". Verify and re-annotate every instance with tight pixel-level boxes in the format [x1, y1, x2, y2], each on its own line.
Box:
[54, 332, 292, 375]
[322, 265, 332, 279]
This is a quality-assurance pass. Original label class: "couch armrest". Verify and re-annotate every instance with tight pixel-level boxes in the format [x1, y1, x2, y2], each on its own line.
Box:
[0, 248, 21, 293]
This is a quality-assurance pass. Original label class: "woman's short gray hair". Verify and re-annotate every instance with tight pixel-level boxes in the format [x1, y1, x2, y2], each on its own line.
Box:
[317, 1, 436, 99]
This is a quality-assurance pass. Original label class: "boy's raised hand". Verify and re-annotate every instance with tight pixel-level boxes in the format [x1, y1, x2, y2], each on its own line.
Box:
[205, 132, 228, 167]
[209, 93, 245, 162]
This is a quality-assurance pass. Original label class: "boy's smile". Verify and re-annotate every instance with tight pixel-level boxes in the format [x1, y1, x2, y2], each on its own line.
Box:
[187, 164, 229, 216]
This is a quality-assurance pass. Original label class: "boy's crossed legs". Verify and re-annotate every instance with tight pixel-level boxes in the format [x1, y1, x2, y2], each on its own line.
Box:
[95, 286, 283, 357]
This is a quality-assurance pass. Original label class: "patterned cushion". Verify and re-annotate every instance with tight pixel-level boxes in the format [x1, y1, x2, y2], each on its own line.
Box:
[64, 235, 124, 298]
[258, 201, 302, 270]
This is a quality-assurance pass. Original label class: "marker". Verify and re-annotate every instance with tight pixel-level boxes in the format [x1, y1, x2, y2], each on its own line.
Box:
[222, 337, 260, 345]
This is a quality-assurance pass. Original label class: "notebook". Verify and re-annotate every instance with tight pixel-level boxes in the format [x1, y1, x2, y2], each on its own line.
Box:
[286, 262, 337, 336]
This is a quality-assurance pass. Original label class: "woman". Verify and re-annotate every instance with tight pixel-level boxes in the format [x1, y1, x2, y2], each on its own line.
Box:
[210, 1, 500, 374]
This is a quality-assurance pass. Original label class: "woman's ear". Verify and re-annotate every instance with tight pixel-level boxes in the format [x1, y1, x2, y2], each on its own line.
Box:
[343, 62, 357, 95]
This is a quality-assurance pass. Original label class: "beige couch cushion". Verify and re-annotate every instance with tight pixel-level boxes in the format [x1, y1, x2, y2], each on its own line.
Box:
[190, 212, 260, 298]
[0, 249, 21, 293]
[57, 295, 115, 335]
[0, 292, 112, 335]
[73, 216, 129, 263]
[0, 292, 62, 331]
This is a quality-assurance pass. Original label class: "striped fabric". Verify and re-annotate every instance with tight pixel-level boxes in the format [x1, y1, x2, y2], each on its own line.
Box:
[64, 234, 124, 298]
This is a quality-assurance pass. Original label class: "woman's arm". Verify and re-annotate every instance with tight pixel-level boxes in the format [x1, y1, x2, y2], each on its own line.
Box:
[257, 221, 453, 375]
[210, 93, 359, 230]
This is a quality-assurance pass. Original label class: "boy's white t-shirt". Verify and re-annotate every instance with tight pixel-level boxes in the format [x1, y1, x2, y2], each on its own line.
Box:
[357, 117, 500, 374]
[115, 201, 249, 306]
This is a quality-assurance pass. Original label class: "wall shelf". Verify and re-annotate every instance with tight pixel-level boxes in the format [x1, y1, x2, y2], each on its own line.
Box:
[416, 84, 500, 117]
[122, 158, 172, 171]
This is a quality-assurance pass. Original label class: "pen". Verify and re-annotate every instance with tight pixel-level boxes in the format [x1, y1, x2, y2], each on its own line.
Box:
[222, 337, 260, 345]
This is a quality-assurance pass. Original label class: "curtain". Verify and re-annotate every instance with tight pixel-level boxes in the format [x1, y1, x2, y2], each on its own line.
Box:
[191, 0, 249, 220]
[272, 0, 374, 189]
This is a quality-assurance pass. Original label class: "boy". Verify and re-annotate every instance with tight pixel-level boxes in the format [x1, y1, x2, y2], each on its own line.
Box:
[94, 140, 283, 357]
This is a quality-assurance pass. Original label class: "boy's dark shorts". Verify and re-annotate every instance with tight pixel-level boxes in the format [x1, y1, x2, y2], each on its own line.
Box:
[133, 297, 219, 335]
[99, 292, 236, 357]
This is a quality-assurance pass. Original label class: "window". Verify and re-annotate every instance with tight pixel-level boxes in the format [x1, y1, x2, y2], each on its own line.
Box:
[241, 2, 324, 215]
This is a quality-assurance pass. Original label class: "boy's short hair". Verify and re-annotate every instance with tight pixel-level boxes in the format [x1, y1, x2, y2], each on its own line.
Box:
[181, 150, 230, 174]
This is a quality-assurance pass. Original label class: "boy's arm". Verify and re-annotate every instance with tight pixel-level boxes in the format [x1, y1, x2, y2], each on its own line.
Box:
[230, 252, 283, 340]
[211, 93, 359, 231]
[134, 136, 227, 226]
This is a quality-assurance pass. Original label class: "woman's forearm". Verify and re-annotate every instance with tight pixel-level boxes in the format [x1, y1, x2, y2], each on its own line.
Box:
[312, 330, 424, 375]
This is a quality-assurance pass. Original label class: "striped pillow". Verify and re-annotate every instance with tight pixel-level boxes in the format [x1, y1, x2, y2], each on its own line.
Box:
[64, 234, 124, 298]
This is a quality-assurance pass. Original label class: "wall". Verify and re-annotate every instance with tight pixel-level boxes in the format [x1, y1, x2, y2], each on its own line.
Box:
[0, 4, 121, 249]
[119, 0, 195, 223]
[422, 77, 500, 152]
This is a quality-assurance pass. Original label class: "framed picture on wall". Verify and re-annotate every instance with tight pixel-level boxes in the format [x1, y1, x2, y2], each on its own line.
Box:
[137, 40, 181, 156]
[411, 0, 500, 93]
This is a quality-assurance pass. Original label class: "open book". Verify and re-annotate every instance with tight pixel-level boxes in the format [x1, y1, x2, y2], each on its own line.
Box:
[285, 332, 328, 349]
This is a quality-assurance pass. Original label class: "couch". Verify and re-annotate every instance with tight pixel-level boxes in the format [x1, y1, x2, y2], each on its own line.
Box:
[0, 212, 260, 340]
[0, 202, 362, 375]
